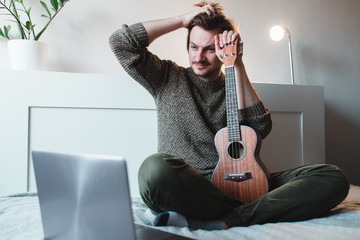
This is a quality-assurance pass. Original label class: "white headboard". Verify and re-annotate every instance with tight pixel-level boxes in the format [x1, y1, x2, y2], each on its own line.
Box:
[0, 70, 324, 197]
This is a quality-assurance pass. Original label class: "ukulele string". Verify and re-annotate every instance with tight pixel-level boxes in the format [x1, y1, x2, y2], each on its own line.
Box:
[228, 66, 239, 159]
[225, 40, 241, 160]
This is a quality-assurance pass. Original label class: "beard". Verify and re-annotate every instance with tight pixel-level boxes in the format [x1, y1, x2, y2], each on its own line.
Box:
[191, 61, 222, 81]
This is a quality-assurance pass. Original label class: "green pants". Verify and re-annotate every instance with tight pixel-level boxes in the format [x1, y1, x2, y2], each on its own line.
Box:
[138, 153, 349, 228]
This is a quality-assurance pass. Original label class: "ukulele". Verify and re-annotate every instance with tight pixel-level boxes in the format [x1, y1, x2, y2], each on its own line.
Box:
[211, 39, 271, 203]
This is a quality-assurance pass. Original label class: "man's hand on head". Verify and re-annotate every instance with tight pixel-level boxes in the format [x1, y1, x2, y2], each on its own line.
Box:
[181, 4, 215, 28]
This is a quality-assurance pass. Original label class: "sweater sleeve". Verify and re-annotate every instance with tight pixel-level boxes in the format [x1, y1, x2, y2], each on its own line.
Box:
[109, 23, 172, 97]
[239, 101, 272, 139]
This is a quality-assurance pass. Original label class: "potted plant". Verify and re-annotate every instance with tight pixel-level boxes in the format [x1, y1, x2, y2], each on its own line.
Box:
[0, 0, 70, 70]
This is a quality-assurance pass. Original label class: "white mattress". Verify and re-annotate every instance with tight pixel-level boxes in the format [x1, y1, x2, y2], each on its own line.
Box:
[1, 193, 359, 240]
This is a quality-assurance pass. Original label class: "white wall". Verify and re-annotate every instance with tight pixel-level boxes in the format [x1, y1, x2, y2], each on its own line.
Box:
[1, 0, 359, 184]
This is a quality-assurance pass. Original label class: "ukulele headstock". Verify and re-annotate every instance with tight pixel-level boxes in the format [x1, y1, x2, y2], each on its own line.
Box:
[223, 39, 243, 67]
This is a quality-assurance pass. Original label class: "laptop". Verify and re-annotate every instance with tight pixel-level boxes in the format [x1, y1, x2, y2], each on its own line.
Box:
[32, 151, 192, 240]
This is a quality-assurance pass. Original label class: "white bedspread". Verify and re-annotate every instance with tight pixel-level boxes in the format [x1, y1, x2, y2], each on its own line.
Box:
[1, 193, 360, 240]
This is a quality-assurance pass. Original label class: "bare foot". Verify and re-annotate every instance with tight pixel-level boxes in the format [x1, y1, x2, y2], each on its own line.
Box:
[343, 184, 360, 202]
[219, 220, 228, 230]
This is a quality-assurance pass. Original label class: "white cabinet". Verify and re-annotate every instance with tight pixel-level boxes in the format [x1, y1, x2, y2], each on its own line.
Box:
[0, 70, 325, 197]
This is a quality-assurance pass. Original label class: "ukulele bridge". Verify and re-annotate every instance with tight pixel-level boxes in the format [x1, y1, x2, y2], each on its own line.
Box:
[224, 173, 252, 182]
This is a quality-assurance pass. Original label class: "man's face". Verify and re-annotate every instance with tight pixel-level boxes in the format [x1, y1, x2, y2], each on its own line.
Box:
[188, 26, 223, 82]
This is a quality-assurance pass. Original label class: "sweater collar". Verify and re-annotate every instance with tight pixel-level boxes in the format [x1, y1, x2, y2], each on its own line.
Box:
[187, 67, 225, 91]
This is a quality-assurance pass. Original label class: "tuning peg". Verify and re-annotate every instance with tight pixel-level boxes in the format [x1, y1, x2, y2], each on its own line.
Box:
[218, 55, 224, 62]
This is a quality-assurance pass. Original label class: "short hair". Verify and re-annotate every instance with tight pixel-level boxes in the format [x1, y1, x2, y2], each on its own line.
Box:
[186, 1, 236, 50]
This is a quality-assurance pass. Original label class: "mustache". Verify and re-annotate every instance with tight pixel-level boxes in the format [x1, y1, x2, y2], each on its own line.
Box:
[192, 61, 211, 65]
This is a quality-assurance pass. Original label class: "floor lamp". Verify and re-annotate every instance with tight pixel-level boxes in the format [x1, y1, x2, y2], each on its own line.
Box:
[270, 26, 295, 85]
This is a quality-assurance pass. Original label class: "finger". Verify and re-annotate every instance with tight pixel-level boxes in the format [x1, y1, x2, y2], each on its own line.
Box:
[227, 30, 234, 44]
[222, 30, 228, 45]
[218, 34, 224, 48]
[206, 4, 215, 13]
[231, 32, 240, 43]
[214, 35, 223, 62]
[214, 34, 219, 48]
[214, 35, 221, 52]
[202, 4, 214, 15]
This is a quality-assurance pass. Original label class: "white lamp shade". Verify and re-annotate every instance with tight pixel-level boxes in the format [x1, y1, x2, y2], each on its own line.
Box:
[270, 26, 285, 41]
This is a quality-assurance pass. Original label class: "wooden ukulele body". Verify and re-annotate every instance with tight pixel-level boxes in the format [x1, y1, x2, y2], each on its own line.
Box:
[211, 125, 271, 203]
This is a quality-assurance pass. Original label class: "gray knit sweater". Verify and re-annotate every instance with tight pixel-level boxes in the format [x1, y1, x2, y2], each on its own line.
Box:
[109, 23, 272, 176]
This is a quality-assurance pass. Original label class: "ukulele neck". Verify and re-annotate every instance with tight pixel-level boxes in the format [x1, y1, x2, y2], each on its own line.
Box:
[225, 65, 241, 142]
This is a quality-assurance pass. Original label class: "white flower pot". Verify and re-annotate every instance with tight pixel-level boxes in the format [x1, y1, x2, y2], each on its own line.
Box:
[7, 40, 48, 71]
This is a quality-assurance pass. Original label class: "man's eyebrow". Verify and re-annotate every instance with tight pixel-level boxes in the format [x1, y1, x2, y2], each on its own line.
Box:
[190, 41, 215, 49]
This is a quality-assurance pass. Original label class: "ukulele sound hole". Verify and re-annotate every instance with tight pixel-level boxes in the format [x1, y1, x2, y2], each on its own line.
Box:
[227, 141, 245, 159]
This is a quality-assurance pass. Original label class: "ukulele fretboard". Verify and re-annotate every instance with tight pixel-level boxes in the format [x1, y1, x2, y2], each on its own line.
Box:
[225, 65, 241, 142]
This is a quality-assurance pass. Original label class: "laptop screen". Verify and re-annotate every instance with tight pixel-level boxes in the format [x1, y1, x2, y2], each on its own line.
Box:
[32, 151, 136, 240]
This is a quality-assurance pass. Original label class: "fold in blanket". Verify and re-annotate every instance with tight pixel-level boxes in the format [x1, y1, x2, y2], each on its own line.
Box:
[0, 189, 359, 240]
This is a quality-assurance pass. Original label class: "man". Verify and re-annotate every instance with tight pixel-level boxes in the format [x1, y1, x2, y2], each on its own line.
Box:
[110, 2, 349, 230]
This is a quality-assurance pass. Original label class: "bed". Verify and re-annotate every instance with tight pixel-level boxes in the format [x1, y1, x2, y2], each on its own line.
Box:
[1, 71, 359, 239]
[1, 186, 359, 240]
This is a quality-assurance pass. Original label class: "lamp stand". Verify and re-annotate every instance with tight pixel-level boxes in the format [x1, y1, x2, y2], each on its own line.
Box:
[286, 29, 295, 85]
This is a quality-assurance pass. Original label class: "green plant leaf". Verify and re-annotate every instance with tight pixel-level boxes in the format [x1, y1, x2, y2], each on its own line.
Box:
[5, 25, 11, 36]
[50, 0, 59, 11]
[40, 1, 52, 18]
[25, 21, 31, 30]
[41, 14, 50, 19]
[0, 25, 11, 39]
[0, 28, 5, 38]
